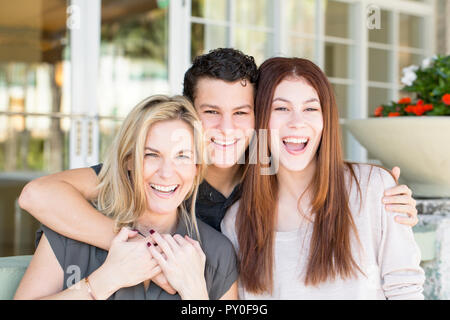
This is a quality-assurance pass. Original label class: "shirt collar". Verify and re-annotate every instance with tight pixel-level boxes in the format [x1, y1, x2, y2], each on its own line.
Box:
[198, 180, 241, 203]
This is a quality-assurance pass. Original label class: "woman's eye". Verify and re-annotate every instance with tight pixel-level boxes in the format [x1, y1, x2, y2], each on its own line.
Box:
[145, 153, 158, 158]
[204, 110, 219, 115]
[234, 111, 248, 116]
[305, 107, 319, 112]
[274, 106, 288, 111]
[177, 154, 190, 159]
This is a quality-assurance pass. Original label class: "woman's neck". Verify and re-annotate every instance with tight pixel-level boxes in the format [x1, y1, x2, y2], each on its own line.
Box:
[275, 159, 318, 231]
[276, 158, 317, 202]
[204, 164, 242, 198]
[135, 210, 178, 235]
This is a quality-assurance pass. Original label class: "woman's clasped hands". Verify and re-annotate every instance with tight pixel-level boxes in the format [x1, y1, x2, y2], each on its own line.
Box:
[98, 227, 208, 300]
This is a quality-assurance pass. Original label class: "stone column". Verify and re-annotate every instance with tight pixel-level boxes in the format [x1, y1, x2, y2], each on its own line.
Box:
[414, 199, 450, 299]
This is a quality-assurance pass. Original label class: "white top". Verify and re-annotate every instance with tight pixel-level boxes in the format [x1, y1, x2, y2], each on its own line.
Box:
[220, 163, 425, 300]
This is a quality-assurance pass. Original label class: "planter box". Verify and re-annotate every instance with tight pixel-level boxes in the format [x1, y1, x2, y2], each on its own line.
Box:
[343, 117, 450, 198]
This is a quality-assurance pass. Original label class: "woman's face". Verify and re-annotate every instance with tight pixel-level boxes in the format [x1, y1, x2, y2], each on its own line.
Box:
[268, 77, 323, 172]
[194, 78, 255, 168]
[142, 119, 197, 215]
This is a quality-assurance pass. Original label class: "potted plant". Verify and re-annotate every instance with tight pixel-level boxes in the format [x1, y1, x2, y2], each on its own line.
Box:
[343, 55, 450, 197]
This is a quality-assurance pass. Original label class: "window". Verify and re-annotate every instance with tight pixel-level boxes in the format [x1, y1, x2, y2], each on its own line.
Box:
[0, 0, 71, 256]
[190, 0, 275, 64]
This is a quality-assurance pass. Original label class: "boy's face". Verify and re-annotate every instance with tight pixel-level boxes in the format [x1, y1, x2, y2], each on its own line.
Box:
[194, 78, 255, 169]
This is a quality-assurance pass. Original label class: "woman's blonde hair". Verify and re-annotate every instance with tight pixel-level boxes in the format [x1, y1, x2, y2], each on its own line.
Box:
[94, 95, 206, 239]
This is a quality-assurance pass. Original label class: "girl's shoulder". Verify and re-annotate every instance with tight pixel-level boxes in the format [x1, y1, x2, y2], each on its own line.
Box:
[344, 162, 397, 192]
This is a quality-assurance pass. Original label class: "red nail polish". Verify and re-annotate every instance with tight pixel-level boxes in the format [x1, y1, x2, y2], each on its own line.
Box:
[149, 229, 155, 235]
[147, 242, 151, 247]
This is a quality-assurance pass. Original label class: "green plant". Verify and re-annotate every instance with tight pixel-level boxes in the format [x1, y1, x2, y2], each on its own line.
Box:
[373, 54, 450, 117]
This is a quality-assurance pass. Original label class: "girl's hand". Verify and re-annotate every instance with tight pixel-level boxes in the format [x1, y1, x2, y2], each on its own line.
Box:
[384, 166, 419, 227]
[99, 227, 161, 292]
[148, 231, 208, 300]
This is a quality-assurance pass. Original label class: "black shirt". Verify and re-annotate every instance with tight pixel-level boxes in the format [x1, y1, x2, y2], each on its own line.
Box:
[91, 164, 242, 232]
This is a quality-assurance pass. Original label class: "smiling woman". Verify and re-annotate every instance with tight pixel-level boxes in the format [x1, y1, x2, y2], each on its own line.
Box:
[14, 95, 238, 300]
[221, 57, 425, 300]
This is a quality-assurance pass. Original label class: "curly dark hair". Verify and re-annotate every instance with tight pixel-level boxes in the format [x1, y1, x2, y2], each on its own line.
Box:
[183, 48, 258, 103]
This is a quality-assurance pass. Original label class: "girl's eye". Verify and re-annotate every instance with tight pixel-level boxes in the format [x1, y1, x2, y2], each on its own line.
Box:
[274, 106, 288, 111]
[177, 154, 190, 159]
[305, 107, 318, 112]
[235, 111, 248, 116]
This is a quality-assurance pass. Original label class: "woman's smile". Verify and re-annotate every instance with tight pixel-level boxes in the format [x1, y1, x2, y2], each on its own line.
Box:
[281, 136, 310, 155]
[149, 183, 180, 199]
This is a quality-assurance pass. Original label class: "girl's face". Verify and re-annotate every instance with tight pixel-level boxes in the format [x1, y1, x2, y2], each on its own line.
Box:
[142, 120, 197, 215]
[268, 77, 323, 172]
[194, 78, 255, 168]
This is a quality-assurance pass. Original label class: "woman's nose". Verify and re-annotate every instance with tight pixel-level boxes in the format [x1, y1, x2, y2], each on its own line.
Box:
[288, 110, 306, 129]
[158, 158, 174, 179]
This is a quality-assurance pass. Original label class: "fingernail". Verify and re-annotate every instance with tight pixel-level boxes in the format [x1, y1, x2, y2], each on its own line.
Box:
[147, 242, 151, 247]
[149, 229, 155, 235]
[154, 243, 158, 247]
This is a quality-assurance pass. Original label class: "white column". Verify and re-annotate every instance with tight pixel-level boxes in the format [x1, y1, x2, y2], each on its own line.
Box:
[68, 0, 100, 169]
[346, 0, 368, 162]
[273, 0, 287, 56]
[169, 0, 191, 95]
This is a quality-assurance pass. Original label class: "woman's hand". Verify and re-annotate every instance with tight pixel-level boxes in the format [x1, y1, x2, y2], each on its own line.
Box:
[384, 166, 419, 227]
[94, 227, 161, 296]
[127, 232, 177, 295]
[148, 231, 209, 300]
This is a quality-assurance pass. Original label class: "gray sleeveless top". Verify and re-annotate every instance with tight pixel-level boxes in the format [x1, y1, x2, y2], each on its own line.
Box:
[35, 217, 238, 300]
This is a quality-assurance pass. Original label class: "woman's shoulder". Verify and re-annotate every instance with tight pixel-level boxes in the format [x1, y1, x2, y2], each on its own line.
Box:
[345, 162, 397, 191]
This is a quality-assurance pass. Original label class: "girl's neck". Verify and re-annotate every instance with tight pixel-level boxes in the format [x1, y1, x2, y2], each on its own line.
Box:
[276, 158, 317, 201]
[135, 210, 178, 235]
[204, 164, 242, 198]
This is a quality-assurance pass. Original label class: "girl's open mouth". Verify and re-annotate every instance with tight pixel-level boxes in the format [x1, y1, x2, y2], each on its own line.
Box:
[282, 137, 309, 155]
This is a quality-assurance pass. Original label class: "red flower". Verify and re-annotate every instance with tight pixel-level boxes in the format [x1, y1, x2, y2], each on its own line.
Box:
[424, 104, 433, 112]
[374, 106, 384, 117]
[398, 97, 412, 104]
[388, 112, 400, 117]
[405, 105, 416, 113]
[443, 94, 450, 105]
[405, 103, 433, 116]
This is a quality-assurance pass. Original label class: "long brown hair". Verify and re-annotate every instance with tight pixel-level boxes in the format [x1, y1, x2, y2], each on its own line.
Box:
[237, 57, 365, 294]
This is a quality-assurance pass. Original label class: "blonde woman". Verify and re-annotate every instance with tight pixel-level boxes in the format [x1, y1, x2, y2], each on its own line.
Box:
[14, 95, 238, 300]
